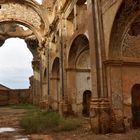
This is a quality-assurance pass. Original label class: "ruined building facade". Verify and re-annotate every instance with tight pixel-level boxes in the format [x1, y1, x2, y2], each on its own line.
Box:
[0, 0, 140, 134]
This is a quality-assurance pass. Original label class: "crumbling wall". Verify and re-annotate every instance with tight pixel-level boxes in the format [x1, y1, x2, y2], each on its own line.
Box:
[0, 89, 31, 105]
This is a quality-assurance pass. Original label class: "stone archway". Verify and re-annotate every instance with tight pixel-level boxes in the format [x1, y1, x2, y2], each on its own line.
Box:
[0, 0, 49, 42]
[132, 84, 140, 128]
[82, 90, 91, 117]
[0, 0, 50, 105]
[67, 34, 91, 115]
[0, 37, 33, 89]
[0, 22, 41, 105]
[68, 34, 89, 67]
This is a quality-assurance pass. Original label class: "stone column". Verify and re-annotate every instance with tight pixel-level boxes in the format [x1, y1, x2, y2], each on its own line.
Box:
[43, 42, 50, 109]
[25, 37, 41, 105]
[59, 17, 67, 115]
[50, 77, 59, 111]
[39, 48, 49, 109]
[87, 0, 111, 133]
[41, 81, 48, 109]
[61, 16, 74, 115]
[66, 68, 77, 115]
[39, 54, 43, 105]
[32, 60, 41, 105]
[90, 98, 110, 133]
[29, 76, 34, 103]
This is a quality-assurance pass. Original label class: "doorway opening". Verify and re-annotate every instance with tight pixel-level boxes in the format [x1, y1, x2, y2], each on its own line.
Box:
[82, 90, 91, 117]
[131, 84, 140, 128]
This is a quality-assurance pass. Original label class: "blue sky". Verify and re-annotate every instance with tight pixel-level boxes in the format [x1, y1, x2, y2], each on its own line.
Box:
[0, 38, 33, 89]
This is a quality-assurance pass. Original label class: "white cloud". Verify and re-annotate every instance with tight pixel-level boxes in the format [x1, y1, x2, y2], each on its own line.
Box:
[18, 24, 29, 31]
[35, 0, 43, 4]
[0, 38, 33, 89]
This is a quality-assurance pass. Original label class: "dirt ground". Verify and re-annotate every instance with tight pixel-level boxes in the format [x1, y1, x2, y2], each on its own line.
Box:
[0, 107, 140, 140]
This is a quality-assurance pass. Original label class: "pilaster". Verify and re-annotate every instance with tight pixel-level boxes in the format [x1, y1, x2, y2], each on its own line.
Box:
[87, 0, 110, 133]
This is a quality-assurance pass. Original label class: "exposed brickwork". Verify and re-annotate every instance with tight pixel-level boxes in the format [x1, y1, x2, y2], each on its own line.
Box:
[0, 89, 31, 105]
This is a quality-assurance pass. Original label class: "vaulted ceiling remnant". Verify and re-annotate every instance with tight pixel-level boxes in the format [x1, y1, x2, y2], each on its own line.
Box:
[0, 0, 49, 43]
[0, 23, 33, 39]
[0, 3, 41, 29]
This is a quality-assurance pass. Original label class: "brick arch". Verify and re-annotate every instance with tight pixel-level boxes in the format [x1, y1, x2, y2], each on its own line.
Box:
[0, 21, 40, 59]
[109, 1, 140, 59]
[67, 34, 91, 115]
[0, 0, 49, 56]
[68, 34, 89, 68]
[0, 20, 40, 42]
[0, 0, 49, 39]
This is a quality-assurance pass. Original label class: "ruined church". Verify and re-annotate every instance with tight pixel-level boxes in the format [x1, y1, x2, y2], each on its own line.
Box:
[0, 0, 140, 134]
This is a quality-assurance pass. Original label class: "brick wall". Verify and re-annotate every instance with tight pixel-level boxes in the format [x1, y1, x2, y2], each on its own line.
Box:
[0, 89, 31, 105]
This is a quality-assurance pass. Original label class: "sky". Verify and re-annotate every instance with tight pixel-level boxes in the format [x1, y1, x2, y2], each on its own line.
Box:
[35, 0, 43, 4]
[0, 0, 42, 89]
[0, 38, 33, 89]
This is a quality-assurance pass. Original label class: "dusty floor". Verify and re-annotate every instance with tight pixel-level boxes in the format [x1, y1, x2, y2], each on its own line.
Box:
[0, 107, 140, 140]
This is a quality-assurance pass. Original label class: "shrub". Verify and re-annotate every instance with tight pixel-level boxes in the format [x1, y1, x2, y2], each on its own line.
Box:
[20, 110, 61, 133]
[20, 105, 83, 133]
[21, 114, 43, 133]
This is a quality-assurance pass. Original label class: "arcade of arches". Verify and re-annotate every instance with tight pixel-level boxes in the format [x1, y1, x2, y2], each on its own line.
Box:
[1, 0, 140, 134]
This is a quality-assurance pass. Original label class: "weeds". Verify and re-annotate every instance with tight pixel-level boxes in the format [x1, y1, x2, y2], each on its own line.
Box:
[18, 104, 83, 133]
[57, 118, 82, 131]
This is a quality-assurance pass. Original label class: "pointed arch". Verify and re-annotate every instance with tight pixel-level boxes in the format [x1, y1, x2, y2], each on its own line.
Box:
[109, 1, 140, 59]
[68, 34, 89, 68]
[51, 57, 60, 77]
[0, 0, 49, 39]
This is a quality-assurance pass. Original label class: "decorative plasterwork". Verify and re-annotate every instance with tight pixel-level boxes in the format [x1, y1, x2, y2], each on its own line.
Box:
[76, 50, 90, 69]
[123, 33, 140, 58]
[109, 0, 140, 58]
